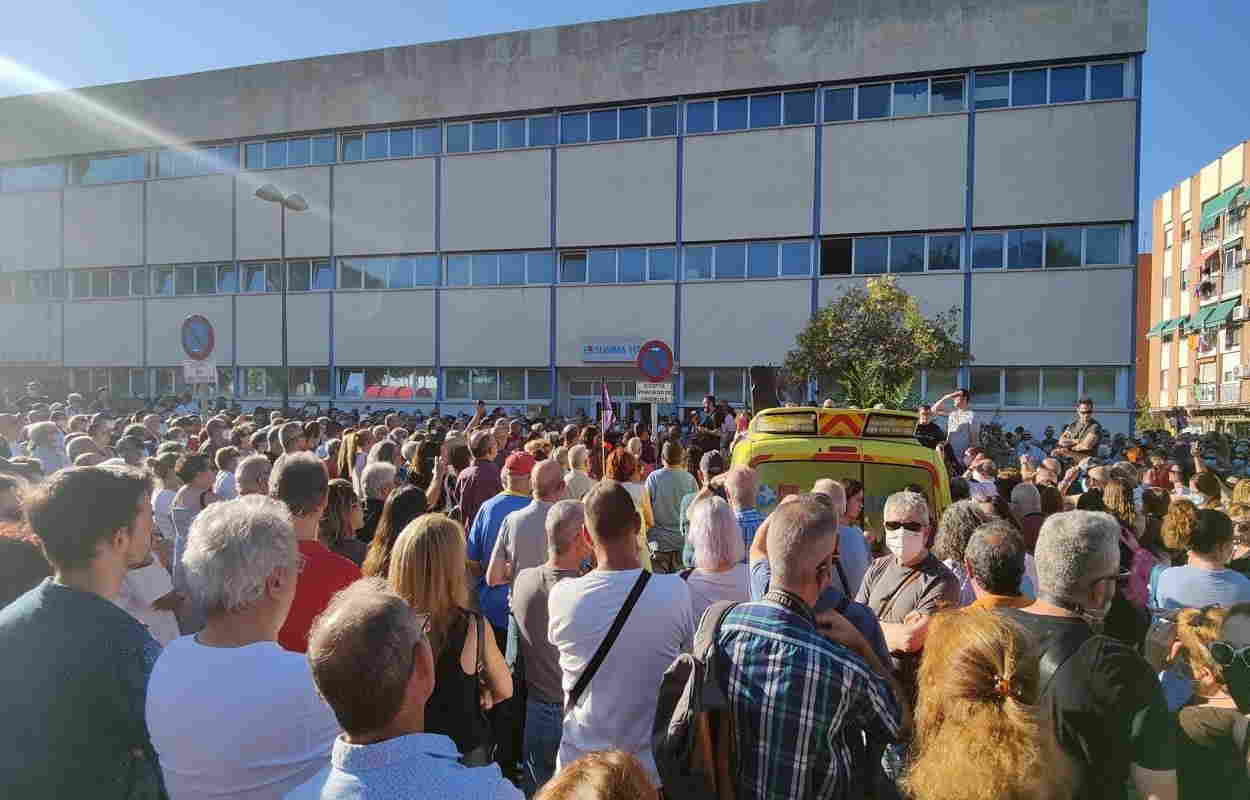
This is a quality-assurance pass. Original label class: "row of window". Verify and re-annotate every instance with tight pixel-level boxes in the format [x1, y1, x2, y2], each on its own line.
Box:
[71, 364, 1121, 410]
[1, 60, 1131, 190]
[973, 62, 1126, 110]
[0, 226, 1128, 302]
[899, 366, 1121, 409]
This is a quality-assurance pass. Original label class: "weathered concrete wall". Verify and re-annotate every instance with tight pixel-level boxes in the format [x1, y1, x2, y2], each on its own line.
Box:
[0, 0, 1147, 161]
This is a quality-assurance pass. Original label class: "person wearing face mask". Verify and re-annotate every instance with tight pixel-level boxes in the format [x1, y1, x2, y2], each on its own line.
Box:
[999, 511, 1178, 800]
[1173, 603, 1250, 798]
[855, 491, 959, 713]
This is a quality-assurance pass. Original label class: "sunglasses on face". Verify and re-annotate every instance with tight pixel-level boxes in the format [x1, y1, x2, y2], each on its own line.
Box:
[1211, 641, 1250, 670]
[884, 520, 924, 532]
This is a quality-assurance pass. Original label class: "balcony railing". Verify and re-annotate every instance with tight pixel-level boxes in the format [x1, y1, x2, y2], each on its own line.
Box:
[1226, 267, 1243, 295]
[1203, 227, 1223, 250]
[1191, 383, 1244, 407]
[1229, 215, 1245, 241]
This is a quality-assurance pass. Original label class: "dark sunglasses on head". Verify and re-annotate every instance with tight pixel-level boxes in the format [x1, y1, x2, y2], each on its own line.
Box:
[1211, 640, 1250, 670]
[884, 520, 924, 532]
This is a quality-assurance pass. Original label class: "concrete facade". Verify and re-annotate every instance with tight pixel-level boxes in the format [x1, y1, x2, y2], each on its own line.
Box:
[0, 0, 1147, 433]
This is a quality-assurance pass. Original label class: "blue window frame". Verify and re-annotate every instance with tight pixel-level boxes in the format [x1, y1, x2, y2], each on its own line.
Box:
[749, 94, 781, 128]
[715, 244, 746, 279]
[928, 234, 961, 270]
[1011, 69, 1047, 106]
[1045, 228, 1082, 267]
[500, 119, 527, 149]
[1049, 65, 1086, 103]
[930, 78, 965, 113]
[1085, 227, 1122, 265]
[648, 248, 676, 281]
[748, 242, 779, 277]
[589, 110, 618, 142]
[588, 250, 617, 283]
[972, 233, 1004, 269]
[686, 101, 715, 134]
[446, 124, 470, 154]
[529, 116, 557, 146]
[527, 252, 555, 284]
[890, 236, 925, 273]
[472, 121, 498, 152]
[781, 242, 812, 276]
[824, 87, 854, 122]
[364, 131, 388, 160]
[783, 90, 816, 125]
[313, 135, 338, 163]
[892, 81, 928, 116]
[974, 72, 1009, 110]
[650, 105, 679, 137]
[854, 237, 888, 274]
[445, 255, 471, 286]
[499, 253, 525, 285]
[287, 138, 310, 166]
[717, 97, 748, 131]
[560, 253, 587, 283]
[619, 107, 647, 140]
[619, 249, 646, 282]
[1090, 63, 1125, 100]
[1007, 230, 1043, 269]
[857, 84, 891, 119]
[389, 129, 413, 158]
[470, 253, 497, 285]
[684, 246, 713, 280]
[560, 113, 588, 145]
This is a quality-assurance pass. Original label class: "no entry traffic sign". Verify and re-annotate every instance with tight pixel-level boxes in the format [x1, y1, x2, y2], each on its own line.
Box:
[636, 340, 674, 382]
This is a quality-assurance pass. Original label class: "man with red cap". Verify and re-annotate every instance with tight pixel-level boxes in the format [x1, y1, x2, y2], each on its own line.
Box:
[466, 450, 536, 782]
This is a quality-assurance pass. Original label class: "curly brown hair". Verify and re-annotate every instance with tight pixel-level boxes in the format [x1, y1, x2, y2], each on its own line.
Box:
[903, 610, 1073, 800]
[604, 449, 638, 483]
[1161, 499, 1199, 553]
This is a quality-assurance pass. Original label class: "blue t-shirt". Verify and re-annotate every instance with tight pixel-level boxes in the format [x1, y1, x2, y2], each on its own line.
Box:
[1155, 565, 1250, 610]
[836, 525, 871, 598]
[467, 492, 533, 630]
[748, 558, 890, 667]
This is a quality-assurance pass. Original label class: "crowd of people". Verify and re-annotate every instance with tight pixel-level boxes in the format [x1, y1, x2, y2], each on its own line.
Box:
[0, 383, 1249, 800]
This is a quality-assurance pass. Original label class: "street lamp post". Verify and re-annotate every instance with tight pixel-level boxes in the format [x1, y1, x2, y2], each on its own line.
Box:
[255, 184, 308, 415]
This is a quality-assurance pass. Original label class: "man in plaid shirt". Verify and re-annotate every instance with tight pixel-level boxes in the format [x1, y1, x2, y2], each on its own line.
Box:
[715, 495, 903, 800]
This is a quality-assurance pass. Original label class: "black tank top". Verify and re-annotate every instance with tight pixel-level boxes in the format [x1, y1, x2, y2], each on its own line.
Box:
[425, 608, 490, 760]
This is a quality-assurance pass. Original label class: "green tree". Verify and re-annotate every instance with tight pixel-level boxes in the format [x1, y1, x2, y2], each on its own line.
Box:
[784, 276, 968, 409]
[1135, 394, 1169, 434]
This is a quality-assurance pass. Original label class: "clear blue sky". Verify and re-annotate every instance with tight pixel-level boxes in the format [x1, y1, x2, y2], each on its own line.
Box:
[2, 0, 1247, 249]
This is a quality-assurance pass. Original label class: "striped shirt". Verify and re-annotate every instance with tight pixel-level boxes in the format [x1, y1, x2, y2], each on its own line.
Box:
[715, 596, 902, 800]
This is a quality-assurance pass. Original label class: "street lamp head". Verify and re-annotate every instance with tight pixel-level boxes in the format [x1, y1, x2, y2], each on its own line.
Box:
[255, 184, 284, 203]
[283, 194, 309, 212]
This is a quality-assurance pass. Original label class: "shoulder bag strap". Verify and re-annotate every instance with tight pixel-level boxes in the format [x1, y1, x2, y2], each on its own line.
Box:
[875, 568, 923, 622]
[475, 610, 485, 686]
[832, 556, 852, 599]
[1038, 623, 1095, 696]
[565, 570, 651, 714]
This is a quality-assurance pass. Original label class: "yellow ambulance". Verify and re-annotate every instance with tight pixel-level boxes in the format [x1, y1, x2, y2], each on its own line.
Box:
[730, 407, 951, 534]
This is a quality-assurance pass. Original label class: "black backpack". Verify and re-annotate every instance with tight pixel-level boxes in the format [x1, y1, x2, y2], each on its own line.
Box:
[652, 600, 738, 799]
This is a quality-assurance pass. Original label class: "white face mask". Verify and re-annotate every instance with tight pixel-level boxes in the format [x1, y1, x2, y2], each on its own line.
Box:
[885, 529, 925, 564]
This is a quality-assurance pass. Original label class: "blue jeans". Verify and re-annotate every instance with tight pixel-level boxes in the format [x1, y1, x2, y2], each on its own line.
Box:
[522, 698, 561, 796]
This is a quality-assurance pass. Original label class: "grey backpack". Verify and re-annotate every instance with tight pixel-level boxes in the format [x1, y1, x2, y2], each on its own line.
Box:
[652, 600, 738, 800]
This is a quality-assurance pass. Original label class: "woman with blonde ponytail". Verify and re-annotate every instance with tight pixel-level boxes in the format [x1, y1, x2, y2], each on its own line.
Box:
[903, 609, 1073, 800]
[147, 451, 182, 545]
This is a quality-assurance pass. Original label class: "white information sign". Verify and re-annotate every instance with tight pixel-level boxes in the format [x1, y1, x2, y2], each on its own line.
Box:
[635, 382, 674, 403]
[182, 360, 217, 384]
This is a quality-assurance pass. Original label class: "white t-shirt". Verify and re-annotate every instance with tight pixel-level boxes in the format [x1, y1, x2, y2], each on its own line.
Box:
[684, 563, 750, 623]
[548, 568, 693, 786]
[152, 489, 177, 542]
[147, 637, 340, 800]
[116, 561, 180, 645]
[946, 408, 977, 456]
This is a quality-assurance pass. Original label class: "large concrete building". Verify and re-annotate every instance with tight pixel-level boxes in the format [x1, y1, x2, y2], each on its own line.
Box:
[1145, 139, 1250, 432]
[0, 0, 1146, 430]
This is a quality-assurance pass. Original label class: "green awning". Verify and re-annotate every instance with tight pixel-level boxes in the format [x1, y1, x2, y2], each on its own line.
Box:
[1158, 317, 1181, 334]
[1145, 318, 1169, 337]
[1188, 306, 1215, 329]
[1201, 185, 1244, 230]
[1173, 314, 1191, 333]
[1203, 298, 1241, 329]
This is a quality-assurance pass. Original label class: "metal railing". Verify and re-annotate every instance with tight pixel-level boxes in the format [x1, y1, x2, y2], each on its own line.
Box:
[1191, 383, 1244, 407]
[1225, 267, 1243, 295]
[1194, 384, 1217, 406]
